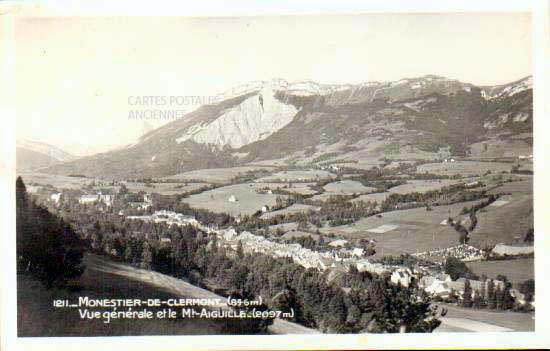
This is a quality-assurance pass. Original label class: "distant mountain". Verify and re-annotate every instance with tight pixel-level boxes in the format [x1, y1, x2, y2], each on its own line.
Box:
[43, 75, 532, 180]
[17, 139, 78, 172]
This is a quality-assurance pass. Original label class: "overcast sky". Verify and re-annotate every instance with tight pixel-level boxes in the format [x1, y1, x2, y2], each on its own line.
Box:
[16, 13, 532, 154]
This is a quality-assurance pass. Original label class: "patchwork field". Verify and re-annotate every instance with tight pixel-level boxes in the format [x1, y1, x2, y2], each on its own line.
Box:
[256, 170, 335, 183]
[181, 183, 284, 216]
[261, 204, 321, 219]
[320, 200, 483, 258]
[466, 258, 534, 287]
[323, 180, 376, 195]
[163, 166, 274, 183]
[417, 161, 512, 177]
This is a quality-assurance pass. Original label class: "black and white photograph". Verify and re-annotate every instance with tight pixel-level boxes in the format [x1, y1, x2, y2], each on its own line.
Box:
[2, 1, 550, 350]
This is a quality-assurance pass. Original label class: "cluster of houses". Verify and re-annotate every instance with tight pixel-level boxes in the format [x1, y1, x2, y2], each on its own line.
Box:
[127, 210, 199, 228]
[418, 273, 533, 307]
[124, 208, 534, 309]
[218, 229, 344, 270]
[128, 194, 153, 210]
[79, 192, 115, 206]
[412, 244, 486, 262]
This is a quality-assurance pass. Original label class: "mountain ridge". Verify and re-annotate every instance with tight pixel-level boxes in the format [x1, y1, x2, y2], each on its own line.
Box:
[40, 75, 533, 180]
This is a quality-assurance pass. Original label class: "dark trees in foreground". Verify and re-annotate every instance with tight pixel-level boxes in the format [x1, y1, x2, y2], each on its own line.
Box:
[16, 177, 84, 288]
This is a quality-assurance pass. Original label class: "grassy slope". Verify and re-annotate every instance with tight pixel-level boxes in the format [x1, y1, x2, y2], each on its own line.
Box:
[18, 253, 318, 337]
[17, 267, 226, 337]
[466, 258, 534, 288]
[439, 303, 534, 332]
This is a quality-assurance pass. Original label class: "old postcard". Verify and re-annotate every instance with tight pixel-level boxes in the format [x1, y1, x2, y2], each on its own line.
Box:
[2, 1, 549, 350]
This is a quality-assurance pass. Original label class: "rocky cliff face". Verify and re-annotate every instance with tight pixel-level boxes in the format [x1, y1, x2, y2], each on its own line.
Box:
[176, 86, 298, 149]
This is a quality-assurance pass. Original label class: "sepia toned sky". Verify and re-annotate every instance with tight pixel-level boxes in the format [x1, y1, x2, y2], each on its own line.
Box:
[15, 13, 532, 154]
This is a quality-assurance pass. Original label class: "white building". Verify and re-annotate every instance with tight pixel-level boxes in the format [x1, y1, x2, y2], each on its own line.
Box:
[328, 239, 348, 248]
[228, 195, 237, 203]
[79, 194, 98, 204]
[79, 193, 114, 206]
[50, 193, 62, 204]
[27, 185, 41, 194]
[98, 194, 114, 206]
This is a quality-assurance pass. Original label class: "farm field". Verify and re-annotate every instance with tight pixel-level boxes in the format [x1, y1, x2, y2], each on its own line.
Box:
[383, 161, 416, 169]
[309, 193, 354, 202]
[388, 179, 463, 194]
[163, 166, 274, 183]
[466, 258, 534, 287]
[417, 161, 512, 177]
[320, 200, 483, 258]
[246, 158, 289, 167]
[261, 204, 321, 219]
[181, 183, 284, 216]
[251, 182, 319, 195]
[329, 161, 382, 170]
[487, 178, 533, 196]
[323, 180, 376, 195]
[125, 181, 210, 195]
[350, 192, 392, 205]
[256, 170, 335, 183]
[468, 194, 533, 249]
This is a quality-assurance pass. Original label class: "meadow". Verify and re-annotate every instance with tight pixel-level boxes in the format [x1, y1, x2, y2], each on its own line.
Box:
[416, 161, 512, 177]
[181, 183, 283, 216]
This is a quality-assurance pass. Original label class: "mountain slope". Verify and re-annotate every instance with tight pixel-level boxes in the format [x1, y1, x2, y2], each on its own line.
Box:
[43, 76, 532, 179]
[17, 139, 78, 162]
[17, 140, 79, 173]
[16, 147, 63, 172]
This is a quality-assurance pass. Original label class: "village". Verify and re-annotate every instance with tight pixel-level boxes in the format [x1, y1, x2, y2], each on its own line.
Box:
[124, 209, 534, 309]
